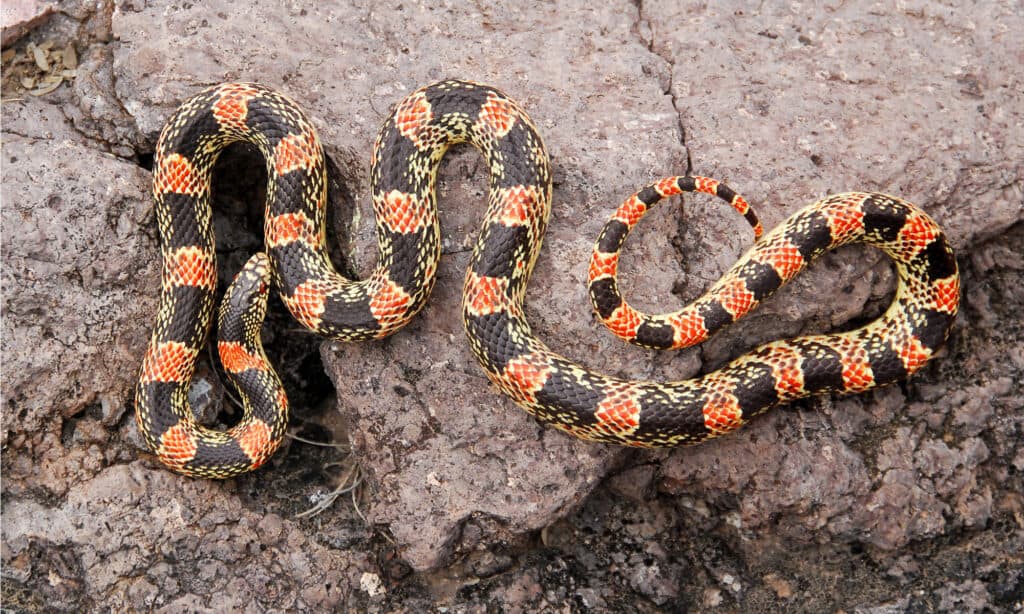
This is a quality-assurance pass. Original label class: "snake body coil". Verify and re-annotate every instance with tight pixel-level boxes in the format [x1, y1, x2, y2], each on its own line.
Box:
[136, 81, 960, 478]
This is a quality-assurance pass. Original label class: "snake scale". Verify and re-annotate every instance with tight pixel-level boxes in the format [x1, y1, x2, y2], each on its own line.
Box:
[135, 81, 960, 478]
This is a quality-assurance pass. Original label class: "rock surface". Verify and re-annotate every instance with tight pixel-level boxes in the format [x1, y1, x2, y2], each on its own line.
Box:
[2, 0, 1022, 611]
[1, 1, 55, 47]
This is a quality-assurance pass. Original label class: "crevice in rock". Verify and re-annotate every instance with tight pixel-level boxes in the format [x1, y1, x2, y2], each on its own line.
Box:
[198, 145, 339, 442]
[631, 0, 692, 175]
[1, 3, 136, 157]
[101, 45, 146, 147]
[135, 151, 153, 171]
[631, 0, 701, 308]
[54, 91, 125, 154]
[2, 129, 33, 140]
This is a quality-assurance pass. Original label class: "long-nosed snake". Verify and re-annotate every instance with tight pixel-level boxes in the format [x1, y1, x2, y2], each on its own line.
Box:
[135, 81, 960, 478]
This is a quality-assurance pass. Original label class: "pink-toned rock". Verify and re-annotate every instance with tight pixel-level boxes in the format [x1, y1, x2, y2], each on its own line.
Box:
[1, 1, 55, 46]
[2, 0, 1022, 610]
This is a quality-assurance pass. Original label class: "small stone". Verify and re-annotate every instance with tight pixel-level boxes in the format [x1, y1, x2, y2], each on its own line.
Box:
[704, 587, 724, 607]
[467, 551, 514, 578]
[257, 513, 283, 544]
[764, 573, 794, 599]
[606, 465, 656, 502]
[359, 572, 385, 597]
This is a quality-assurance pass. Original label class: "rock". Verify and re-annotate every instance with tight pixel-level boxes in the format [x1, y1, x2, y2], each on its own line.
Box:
[763, 573, 794, 599]
[606, 464, 657, 502]
[1, 120, 157, 498]
[936, 579, 992, 613]
[0, 463, 377, 610]
[2, 0, 1023, 610]
[854, 598, 910, 614]
[645, 0, 1024, 247]
[1, 1, 56, 47]
[103, 0, 1023, 574]
[110, 0, 696, 571]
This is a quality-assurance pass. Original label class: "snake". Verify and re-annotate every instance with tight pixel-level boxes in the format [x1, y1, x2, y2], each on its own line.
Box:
[135, 81, 960, 478]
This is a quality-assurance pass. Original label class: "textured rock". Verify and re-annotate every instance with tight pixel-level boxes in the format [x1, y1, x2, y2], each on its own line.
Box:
[2, 0, 1022, 611]
[2, 463, 376, 610]
[1, 1, 55, 46]
[110, 0, 697, 571]
[1, 119, 157, 498]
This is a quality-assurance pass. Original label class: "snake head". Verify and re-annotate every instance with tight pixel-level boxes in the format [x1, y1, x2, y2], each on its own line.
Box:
[217, 252, 273, 341]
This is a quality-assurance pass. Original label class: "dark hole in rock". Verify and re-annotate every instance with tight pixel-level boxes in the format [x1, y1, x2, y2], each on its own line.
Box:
[292, 421, 332, 446]
[59, 417, 77, 447]
[176, 142, 357, 437]
[136, 151, 154, 171]
[59, 404, 97, 447]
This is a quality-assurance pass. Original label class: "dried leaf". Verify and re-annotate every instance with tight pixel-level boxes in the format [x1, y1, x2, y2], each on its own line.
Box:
[30, 80, 63, 97]
[21, 76, 36, 89]
[31, 44, 49, 72]
[61, 69, 78, 79]
[62, 44, 77, 70]
[1, 49, 15, 64]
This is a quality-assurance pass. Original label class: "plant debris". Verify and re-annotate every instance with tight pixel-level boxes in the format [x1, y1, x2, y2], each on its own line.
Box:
[1, 40, 77, 100]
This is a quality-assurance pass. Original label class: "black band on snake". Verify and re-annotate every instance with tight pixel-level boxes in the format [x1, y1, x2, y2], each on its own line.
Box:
[135, 81, 960, 478]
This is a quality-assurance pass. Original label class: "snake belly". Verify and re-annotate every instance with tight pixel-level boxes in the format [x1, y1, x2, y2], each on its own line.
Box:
[135, 81, 960, 477]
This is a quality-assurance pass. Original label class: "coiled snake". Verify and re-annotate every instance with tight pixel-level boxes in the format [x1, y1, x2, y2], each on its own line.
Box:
[135, 81, 960, 478]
